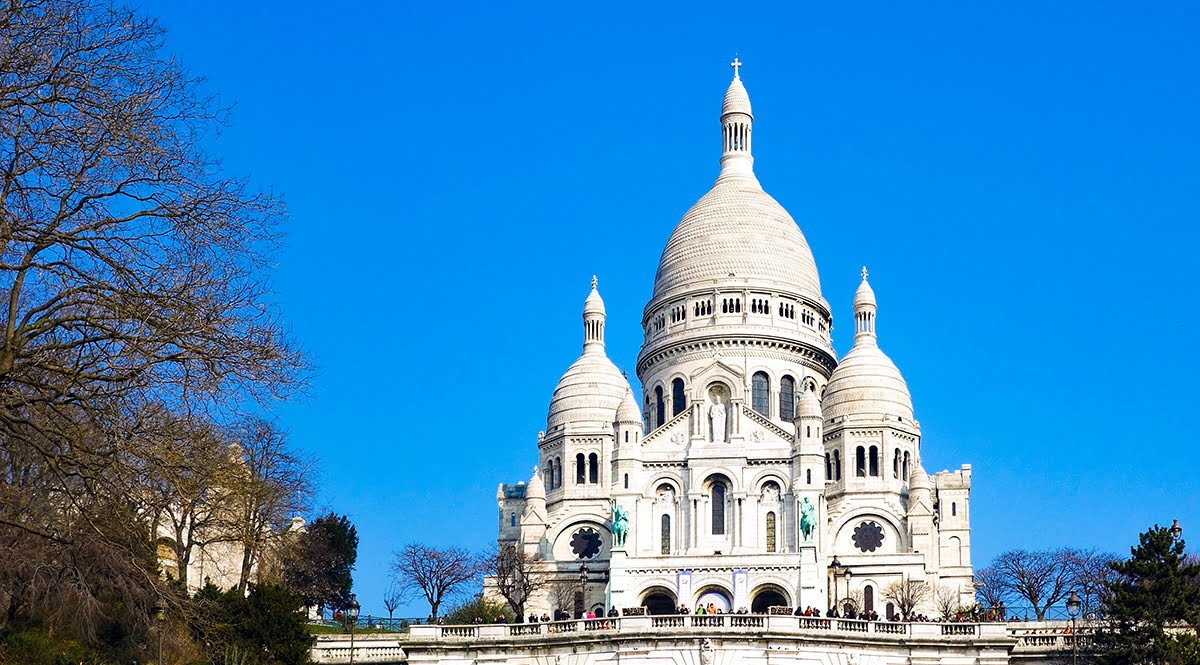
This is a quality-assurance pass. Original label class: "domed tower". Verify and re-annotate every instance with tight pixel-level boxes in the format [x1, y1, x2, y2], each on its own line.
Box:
[822, 268, 920, 510]
[637, 61, 836, 440]
[541, 277, 634, 504]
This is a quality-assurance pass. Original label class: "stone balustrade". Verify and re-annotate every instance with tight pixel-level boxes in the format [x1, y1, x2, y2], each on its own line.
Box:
[313, 619, 1093, 664]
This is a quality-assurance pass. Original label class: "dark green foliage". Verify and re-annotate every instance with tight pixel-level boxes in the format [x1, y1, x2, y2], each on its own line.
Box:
[283, 513, 358, 612]
[443, 596, 508, 625]
[1096, 525, 1200, 665]
[191, 583, 314, 665]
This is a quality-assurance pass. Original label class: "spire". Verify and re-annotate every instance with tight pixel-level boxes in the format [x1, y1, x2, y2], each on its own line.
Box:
[583, 276, 606, 352]
[719, 58, 756, 182]
[853, 267, 878, 345]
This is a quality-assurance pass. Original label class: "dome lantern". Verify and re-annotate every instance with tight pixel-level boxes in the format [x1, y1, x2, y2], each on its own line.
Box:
[583, 275, 606, 352]
[719, 58, 756, 182]
[854, 266, 878, 346]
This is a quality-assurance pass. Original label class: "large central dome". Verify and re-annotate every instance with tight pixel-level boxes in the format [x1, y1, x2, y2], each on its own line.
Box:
[650, 179, 823, 304]
[647, 68, 824, 310]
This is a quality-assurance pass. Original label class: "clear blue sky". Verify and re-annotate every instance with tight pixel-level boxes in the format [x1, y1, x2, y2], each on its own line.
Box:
[140, 1, 1198, 616]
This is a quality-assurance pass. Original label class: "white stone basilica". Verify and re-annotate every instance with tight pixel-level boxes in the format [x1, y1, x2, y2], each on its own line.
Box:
[494, 62, 974, 621]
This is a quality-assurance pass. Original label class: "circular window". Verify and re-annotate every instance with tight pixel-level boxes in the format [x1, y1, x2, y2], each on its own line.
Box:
[570, 527, 602, 559]
[852, 521, 885, 552]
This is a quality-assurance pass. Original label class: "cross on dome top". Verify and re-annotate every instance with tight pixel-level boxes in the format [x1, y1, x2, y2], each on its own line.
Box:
[731, 57, 743, 78]
[861, 266, 869, 280]
[591, 275, 597, 289]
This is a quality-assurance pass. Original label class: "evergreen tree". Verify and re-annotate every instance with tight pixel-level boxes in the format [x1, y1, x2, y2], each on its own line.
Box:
[283, 513, 359, 613]
[1096, 524, 1200, 665]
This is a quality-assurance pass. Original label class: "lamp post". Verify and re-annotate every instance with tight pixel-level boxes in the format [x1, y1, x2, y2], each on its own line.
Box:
[579, 563, 590, 619]
[843, 568, 853, 616]
[347, 594, 360, 665]
[1170, 519, 1183, 540]
[827, 556, 842, 612]
[152, 604, 165, 665]
[1066, 591, 1081, 665]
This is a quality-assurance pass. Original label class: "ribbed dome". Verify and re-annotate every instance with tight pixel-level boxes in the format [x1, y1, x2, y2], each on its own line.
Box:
[616, 388, 642, 423]
[650, 179, 823, 303]
[722, 75, 752, 118]
[546, 351, 630, 431]
[822, 342, 914, 422]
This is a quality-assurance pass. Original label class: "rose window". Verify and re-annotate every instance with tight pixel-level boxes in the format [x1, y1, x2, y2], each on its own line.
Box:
[852, 521, 884, 553]
[570, 527, 602, 559]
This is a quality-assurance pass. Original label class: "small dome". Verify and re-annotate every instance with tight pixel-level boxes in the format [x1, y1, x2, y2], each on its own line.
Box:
[616, 388, 642, 424]
[526, 466, 546, 500]
[822, 342, 914, 422]
[854, 271, 876, 309]
[909, 464, 933, 490]
[546, 352, 631, 431]
[796, 384, 822, 419]
[722, 75, 753, 118]
[584, 276, 605, 316]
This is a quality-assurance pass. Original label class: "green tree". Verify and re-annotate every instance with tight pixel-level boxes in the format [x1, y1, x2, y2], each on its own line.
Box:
[1096, 525, 1200, 665]
[284, 512, 359, 613]
[191, 583, 314, 665]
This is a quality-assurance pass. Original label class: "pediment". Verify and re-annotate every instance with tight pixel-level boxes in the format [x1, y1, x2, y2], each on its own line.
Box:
[641, 409, 690, 448]
[689, 359, 744, 383]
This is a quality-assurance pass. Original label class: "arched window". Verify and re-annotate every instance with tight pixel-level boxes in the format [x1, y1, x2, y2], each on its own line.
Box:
[856, 447, 866, 477]
[576, 453, 586, 484]
[952, 502, 957, 517]
[711, 480, 727, 535]
[672, 378, 685, 416]
[806, 469, 812, 484]
[510, 513, 516, 527]
[886, 602, 895, 621]
[555, 456, 562, 488]
[661, 515, 671, 554]
[902, 452, 910, 480]
[545, 460, 554, 490]
[893, 449, 900, 479]
[752, 372, 770, 417]
[864, 585, 874, 613]
[766, 512, 777, 552]
[624, 473, 629, 489]
[869, 446, 879, 477]
[779, 375, 795, 421]
[654, 386, 665, 427]
[588, 453, 598, 484]
[825, 453, 832, 480]
[833, 450, 841, 480]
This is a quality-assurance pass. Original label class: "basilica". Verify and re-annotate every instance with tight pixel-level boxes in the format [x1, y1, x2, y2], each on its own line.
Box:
[493, 62, 974, 621]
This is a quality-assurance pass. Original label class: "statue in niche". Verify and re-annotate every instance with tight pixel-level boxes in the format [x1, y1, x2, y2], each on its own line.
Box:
[800, 497, 816, 543]
[761, 483, 780, 503]
[656, 486, 675, 505]
[708, 384, 728, 443]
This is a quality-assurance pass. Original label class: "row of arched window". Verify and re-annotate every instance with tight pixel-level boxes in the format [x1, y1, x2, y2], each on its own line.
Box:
[574, 452, 599, 484]
[801, 310, 815, 326]
[648, 297, 827, 335]
[826, 450, 842, 480]
[724, 122, 750, 152]
[670, 304, 687, 323]
[545, 457, 562, 490]
[778, 302, 795, 319]
[750, 298, 770, 314]
[657, 479, 783, 554]
[721, 297, 742, 314]
[650, 373, 816, 429]
[693, 300, 713, 317]
[821, 447, 912, 483]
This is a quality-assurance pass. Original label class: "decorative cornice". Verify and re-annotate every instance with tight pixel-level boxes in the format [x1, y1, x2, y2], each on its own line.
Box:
[637, 334, 836, 378]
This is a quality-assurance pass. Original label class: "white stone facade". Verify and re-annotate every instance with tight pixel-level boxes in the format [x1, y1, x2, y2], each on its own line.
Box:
[493, 65, 974, 621]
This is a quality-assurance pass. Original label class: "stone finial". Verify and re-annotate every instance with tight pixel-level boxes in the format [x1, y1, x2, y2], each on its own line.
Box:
[861, 265, 868, 280]
[591, 275, 597, 289]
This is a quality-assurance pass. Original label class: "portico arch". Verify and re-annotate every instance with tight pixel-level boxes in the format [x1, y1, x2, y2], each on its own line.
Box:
[750, 584, 790, 613]
[639, 586, 677, 615]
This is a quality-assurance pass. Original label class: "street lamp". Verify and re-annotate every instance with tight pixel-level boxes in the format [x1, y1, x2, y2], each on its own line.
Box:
[152, 604, 165, 665]
[843, 568, 853, 616]
[579, 563, 590, 619]
[827, 556, 842, 612]
[1170, 519, 1183, 540]
[1066, 591, 1081, 665]
[347, 594, 360, 665]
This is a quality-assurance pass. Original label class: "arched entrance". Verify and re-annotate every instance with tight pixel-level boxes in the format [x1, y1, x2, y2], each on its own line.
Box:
[695, 586, 731, 612]
[750, 585, 790, 613]
[640, 587, 677, 615]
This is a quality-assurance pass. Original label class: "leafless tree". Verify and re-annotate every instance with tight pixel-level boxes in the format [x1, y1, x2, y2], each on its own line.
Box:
[1063, 548, 1118, 618]
[383, 583, 403, 622]
[487, 542, 553, 619]
[550, 577, 583, 616]
[224, 419, 315, 593]
[973, 566, 1007, 609]
[934, 584, 964, 619]
[392, 544, 482, 620]
[882, 578, 930, 619]
[837, 589, 865, 616]
[991, 549, 1074, 620]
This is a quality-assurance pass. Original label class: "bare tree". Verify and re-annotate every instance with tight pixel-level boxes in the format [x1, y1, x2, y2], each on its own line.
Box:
[934, 584, 963, 619]
[392, 544, 481, 620]
[1063, 548, 1119, 617]
[225, 419, 315, 593]
[837, 589, 865, 617]
[973, 566, 1007, 609]
[882, 578, 930, 619]
[487, 543, 553, 619]
[991, 549, 1074, 620]
[549, 578, 583, 616]
[383, 583, 403, 622]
